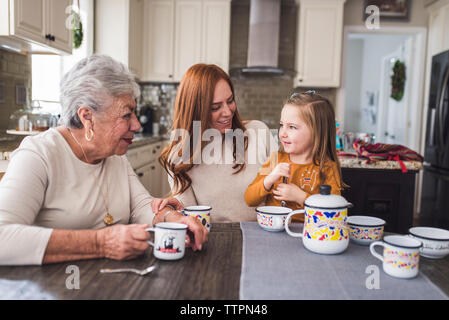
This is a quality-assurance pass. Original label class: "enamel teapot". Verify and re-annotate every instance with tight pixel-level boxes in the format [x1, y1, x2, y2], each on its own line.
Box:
[285, 185, 353, 255]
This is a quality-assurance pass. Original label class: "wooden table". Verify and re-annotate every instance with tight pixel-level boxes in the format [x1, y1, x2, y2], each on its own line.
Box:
[0, 223, 448, 300]
[0, 223, 242, 300]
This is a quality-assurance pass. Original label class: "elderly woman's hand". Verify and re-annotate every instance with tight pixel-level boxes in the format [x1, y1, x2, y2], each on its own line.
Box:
[97, 224, 150, 260]
[151, 197, 183, 214]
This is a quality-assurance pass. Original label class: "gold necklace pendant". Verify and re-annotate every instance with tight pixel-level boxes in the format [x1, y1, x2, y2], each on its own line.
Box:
[104, 213, 114, 226]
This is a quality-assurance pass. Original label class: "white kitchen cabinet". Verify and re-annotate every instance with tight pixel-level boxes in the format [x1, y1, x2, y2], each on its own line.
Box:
[95, 0, 144, 79]
[10, 0, 45, 45]
[201, 0, 230, 73]
[173, 0, 202, 81]
[427, 1, 449, 57]
[127, 140, 171, 198]
[46, 0, 72, 53]
[294, 0, 346, 88]
[136, 160, 167, 197]
[0, 0, 73, 54]
[142, 0, 175, 82]
[141, 0, 231, 82]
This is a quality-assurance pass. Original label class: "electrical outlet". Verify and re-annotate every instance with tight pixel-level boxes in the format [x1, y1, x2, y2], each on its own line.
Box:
[15, 84, 27, 105]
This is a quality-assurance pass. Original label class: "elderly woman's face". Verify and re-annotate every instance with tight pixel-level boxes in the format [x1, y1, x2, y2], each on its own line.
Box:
[94, 94, 141, 156]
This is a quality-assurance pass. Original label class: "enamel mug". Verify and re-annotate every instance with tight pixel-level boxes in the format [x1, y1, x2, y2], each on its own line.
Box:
[183, 205, 211, 232]
[146, 222, 187, 260]
[256, 206, 296, 232]
[370, 235, 422, 279]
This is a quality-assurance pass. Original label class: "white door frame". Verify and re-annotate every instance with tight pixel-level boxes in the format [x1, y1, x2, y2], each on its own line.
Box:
[377, 50, 399, 144]
[336, 25, 427, 152]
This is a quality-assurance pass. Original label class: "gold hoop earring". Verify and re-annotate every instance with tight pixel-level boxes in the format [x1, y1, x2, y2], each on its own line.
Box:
[85, 128, 94, 141]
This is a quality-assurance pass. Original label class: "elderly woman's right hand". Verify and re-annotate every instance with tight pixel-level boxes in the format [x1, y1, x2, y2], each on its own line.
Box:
[97, 224, 150, 260]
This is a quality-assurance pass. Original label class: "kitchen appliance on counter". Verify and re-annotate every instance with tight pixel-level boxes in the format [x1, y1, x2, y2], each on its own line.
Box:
[138, 104, 154, 135]
[7, 101, 58, 135]
[420, 49, 449, 229]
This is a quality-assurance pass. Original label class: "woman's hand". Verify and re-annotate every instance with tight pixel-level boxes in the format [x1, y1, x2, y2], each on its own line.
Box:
[272, 183, 307, 205]
[151, 197, 183, 214]
[97, 224, 150, 260]
[263, 162, 290, 191]
[167, 214, 208, 251]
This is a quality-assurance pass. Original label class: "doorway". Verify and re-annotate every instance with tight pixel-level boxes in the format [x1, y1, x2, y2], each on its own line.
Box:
[337, 26, 427, 152]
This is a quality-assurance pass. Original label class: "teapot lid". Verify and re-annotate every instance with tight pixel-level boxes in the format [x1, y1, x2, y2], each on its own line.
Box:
[305, 185, 351, 209]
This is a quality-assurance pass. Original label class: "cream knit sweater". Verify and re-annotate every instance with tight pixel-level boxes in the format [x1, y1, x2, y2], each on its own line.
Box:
[169, 120, 276, 222]
[0, 129, 155, 265]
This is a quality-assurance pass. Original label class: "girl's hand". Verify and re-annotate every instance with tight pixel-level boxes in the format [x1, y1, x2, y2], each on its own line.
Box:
[272, 183, 307, 205]
[263, 162, 290, 191]
[151, 197, 183, 214]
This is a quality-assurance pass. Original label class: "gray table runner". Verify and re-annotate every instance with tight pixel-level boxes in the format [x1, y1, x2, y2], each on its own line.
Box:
[239, 222, 448, 300]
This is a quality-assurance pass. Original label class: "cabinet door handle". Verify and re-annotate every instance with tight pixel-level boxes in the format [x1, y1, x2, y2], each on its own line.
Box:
[152, 149, 156, 154]
[45, 34, 55, 41]
[137, 173, 144, 177]
[151, 166, 155, 170]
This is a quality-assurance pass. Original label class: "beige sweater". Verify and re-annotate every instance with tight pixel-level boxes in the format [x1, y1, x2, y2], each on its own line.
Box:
[0, 129, 155, 265]
[170, 120, 276, 222]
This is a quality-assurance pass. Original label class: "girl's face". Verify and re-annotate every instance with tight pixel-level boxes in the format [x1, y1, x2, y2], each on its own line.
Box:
[279, 104, 313, 158]
[210, 79, 236, 134]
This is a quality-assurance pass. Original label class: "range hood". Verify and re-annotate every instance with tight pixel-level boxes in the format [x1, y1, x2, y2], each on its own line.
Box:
[241, 0, 284, 75]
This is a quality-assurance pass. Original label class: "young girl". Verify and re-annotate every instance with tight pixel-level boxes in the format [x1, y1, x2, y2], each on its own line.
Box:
[244, 91, 345, 221]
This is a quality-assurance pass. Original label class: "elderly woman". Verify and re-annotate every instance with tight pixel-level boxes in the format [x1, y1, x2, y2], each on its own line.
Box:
[154, 64, 276, 222]
[0, 55, 207, 266]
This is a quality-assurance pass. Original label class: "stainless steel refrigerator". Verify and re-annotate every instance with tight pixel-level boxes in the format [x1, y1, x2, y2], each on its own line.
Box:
[420, 49, 449, 228]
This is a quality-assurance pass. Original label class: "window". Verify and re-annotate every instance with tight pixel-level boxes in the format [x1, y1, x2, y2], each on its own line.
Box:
[31, 0, 93, 114]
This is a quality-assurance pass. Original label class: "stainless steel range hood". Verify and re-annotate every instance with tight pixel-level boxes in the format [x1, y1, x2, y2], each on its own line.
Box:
[241, 0, 284, 75]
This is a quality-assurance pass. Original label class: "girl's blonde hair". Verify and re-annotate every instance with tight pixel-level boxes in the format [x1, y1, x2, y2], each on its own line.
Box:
[285, 92, 346, 189]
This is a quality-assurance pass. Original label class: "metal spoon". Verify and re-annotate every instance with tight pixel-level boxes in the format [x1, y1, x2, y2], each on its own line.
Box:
[100, 265, 156, 276]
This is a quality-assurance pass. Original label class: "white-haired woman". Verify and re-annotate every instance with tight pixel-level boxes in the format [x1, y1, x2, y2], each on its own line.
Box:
[0, 55, 207, 265]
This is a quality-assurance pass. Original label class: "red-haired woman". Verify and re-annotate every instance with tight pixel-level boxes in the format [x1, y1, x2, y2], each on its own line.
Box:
[153, 64, 274, 223]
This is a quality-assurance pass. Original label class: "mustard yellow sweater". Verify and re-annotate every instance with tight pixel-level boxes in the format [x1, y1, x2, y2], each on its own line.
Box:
[244, 152, 341, 213]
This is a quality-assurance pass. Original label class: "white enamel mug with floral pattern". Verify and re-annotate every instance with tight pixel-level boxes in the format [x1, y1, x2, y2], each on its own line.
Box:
[370, 235, 422, 279]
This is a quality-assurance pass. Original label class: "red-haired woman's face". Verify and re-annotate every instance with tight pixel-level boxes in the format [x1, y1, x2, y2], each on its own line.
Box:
[210, 79, 236, 133]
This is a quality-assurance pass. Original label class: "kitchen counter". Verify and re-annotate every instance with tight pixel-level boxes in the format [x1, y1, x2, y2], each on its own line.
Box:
[0, 132, 168, 160]
[128, 133, 168, 149]
[0, 134, 24, 160]
[339, 155, 423, 171]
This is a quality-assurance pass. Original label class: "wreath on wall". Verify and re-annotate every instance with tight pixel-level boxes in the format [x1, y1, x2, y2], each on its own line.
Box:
[72, 9, 83, 49]
[390, 60, 406, 102]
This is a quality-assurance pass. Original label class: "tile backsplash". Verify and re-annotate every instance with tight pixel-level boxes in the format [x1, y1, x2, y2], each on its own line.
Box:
[0, 49, 31, 131]
[229, 0, 336, 129]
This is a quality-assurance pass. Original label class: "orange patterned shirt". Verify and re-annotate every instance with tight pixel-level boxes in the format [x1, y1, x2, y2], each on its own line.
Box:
[244, 152, 341, 220]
